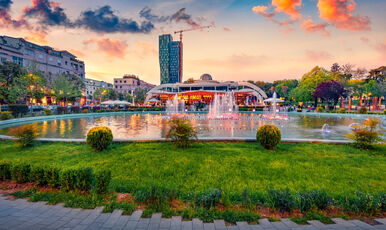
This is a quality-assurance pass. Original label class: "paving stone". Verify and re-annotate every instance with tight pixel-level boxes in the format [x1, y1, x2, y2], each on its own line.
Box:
[103, 209, 123, 228]
[374, 225, 386, 230]
[94, 213, 112, 223]
[182, 221, 193, 230]
[123, 220, 138, 230]
[332, 218, 356, 228]
[375, 219, 386, 225]
[270, 221, 287, 230]
[248, 224, 263, 230]
[151, 213, 163, 223]
[171, 216, 182, 230]
[192, 218, 203, 230]
[257, 219, 273, 228]
[137, 218, 151, 229]
[214, 220, 227, 230]
[129, 210, 143, 221]
[160, 218, 171, 229]
[204, 223, 216, 230]
[280, 219, 299, 228]
[348, 220, 376, 229]
[112, 215, 130, 230]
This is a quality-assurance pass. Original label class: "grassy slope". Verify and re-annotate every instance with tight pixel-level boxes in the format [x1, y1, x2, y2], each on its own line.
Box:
[0, 140, 385, 196]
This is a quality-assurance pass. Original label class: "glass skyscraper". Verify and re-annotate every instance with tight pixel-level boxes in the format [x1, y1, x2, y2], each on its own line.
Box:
[159, 34, 182, 84]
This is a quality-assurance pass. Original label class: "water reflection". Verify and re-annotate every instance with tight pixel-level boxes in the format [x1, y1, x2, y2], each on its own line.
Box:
[0, 113, 384, 140]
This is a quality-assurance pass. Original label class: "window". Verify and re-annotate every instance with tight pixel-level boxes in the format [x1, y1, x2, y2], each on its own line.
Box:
[38, 54, 43, 59]
[48, 57, 53, 62]
[0, 57, 6, 63]
[65, 61, 68, 65]
[24, 49, 35, 56]
[12, 56, 23, 66]
[124, 81, 126, 83]
[120, 86, 122, 89]
[57, 59, 61, 66]
[115, 86, 117, 89]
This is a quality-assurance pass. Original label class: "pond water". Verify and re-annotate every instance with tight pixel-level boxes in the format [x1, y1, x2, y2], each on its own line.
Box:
[0, 112, 384, 141]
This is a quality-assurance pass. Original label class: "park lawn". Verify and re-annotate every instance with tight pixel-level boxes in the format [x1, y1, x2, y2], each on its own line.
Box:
[0, 140, 385, 197]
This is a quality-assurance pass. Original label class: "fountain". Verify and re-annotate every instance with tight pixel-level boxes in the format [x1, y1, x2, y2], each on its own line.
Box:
[208, 92, 239, 119]
[262, 92, 288, 120]
[322, 124, 331, 133]
[166, 95, 185, 114]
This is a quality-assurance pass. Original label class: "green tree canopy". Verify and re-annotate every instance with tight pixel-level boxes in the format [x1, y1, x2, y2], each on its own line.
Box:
[0, 62, 28, 103]
[52, 74, 84, 105]
[290, 66, 333, 102]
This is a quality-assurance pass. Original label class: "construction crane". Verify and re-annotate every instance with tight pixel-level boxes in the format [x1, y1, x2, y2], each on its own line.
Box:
[174, 25, 213, 82]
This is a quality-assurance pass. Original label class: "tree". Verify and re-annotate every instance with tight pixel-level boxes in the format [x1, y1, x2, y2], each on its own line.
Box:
[353, 67, 367, 80]
[133, 88, 147, 104]
[275, 79, 298, 100]
[93, 88, 118, 101]
[25, 72, 47, 111]
[367, 66, 385, 83]
[0, 62, 28, 103]
[52, 74, 84, 105]
[331, 63, 341, 74]
[290, 66, 333, 105]
[312, 80, 346, 106]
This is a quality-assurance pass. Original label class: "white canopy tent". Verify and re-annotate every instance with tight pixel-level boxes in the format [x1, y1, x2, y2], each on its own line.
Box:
[101, 100, 131, 105]
[264, 98, 284, 103]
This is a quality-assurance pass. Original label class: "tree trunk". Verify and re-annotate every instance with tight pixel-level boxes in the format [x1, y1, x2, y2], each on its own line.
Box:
[348, 97, 352, 111]
[372, 97, 377, 111]
[359, 96, 362, 107]
[314, 97, 318, 107]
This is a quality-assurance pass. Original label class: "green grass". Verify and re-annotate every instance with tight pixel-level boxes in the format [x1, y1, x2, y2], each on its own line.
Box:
[0, 140, 385, 197]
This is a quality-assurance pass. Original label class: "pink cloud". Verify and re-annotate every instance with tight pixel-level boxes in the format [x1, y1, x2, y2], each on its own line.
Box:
[83, 38, 127, 58]
[272, 0, 302, 20]
[305, 50, 332, 61]
[301, 19, 330, 36]
[317, 0, 371, 31]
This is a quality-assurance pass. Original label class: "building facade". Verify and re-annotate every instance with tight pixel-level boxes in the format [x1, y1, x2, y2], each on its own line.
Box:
[145, 74, 268, 105]
[84, 78, 113, 99]
[159, 34, 182, 84]
[114, 75, 155, 94]
[0, 35, 85, 79]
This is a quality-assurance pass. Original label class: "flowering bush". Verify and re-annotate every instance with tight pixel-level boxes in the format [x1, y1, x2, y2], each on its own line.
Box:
[166, 118, 197, 148]
[86, 126, 113, 151]
[347, 118, 382, 149]
[8, 124, 39, 147]
[358, 107, 367, 114]
[339, 108, 346, 113]
[0, 111, 13, 120]
[256, 125, 281, 150]
[315, 107, 324, 113]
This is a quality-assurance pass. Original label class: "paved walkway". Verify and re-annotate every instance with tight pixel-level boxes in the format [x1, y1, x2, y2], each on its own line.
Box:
[0, 195, 385, 230]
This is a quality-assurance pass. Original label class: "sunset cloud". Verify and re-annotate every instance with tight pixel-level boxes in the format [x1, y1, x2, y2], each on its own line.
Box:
[139, 7, 204, 28]
[83, 38, 128, 58]
[24, 31, 48, 44]
[0, 0, 31, 29]
[23, 0, 72, 26]
[317, 0, 371, 31]
[272, 0, 302, 20]
[133, 42, 157, 59]
[305, 50, 332, 62]
[301, 19, 329, 36]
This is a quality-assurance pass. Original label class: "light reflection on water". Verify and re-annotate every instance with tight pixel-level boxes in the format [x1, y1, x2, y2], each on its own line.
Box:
[0, 113, 384, 140]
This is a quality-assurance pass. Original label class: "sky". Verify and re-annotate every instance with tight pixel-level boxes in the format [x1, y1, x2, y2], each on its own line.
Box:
[0, 0, 385, 85]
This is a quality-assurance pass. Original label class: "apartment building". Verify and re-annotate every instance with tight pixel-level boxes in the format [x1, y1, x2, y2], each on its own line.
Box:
[114, 75, 155, 94]
[84, 78, 113, 99]
[0, 35, 85, 79]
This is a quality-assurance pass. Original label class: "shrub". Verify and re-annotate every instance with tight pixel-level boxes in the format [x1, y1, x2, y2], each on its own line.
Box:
[266, 188, 295, 212]
[339, 108, 346, 113]
[166, 118, 197, 148]
[0, 161, 11, 180]
[222, 210, 261, 224]
[82, 109, 88, 113]
[113, 107, 119, 112]
[44, 109, 52, 116]
[256, 125, 281, 150]
[30, 166, 47, 186]
[298, 190, 332, 212]
[384, 109, 386, 115]
[11, 163, 31, 183]
[86, 126, 113, 151]
[75, 168, 93, 191]
[57, 106, 67, 114]
[70, 106, 80, 113]
[8, 124, 39, 147]
[0, 111, 13, 120]
[8, 104, 28, 117]
[95, 170, 111, 194]
[297, 108, 302, 112]
[358, 107, 367, 114]
[135, 184, 174, 206]
[195, 188, 222, 209]
[44, 166, 60, 188]
[347, 118, 382, 149]
[315, 106, 324, 113]
[342, 192, 380, 214]
[60, 169, 77, 192]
